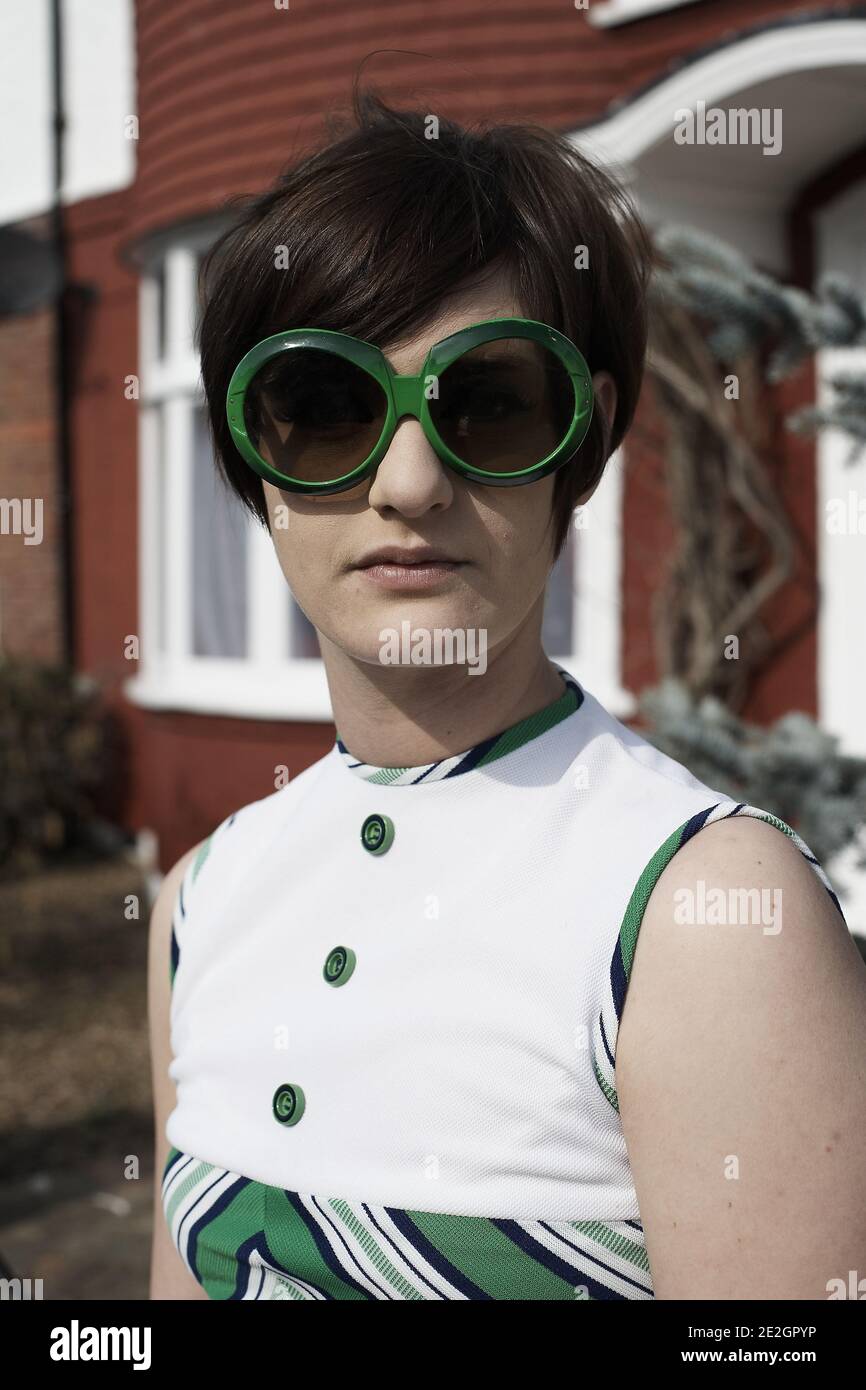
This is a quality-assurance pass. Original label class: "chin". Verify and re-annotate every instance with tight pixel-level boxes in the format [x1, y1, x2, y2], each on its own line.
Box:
[339, 607, 491, 674]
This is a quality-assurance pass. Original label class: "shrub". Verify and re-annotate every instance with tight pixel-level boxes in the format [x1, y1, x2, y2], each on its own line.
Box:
[0, 659, 123, 879]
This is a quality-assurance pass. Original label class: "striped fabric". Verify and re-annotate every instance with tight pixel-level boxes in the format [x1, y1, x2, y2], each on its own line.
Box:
[169, 812, 236, 989]
[591, 800, 847, 1114]
[335, 666, 583, 785]
[163, 665, 849, 1301]
[162, 1147, 653, 1301]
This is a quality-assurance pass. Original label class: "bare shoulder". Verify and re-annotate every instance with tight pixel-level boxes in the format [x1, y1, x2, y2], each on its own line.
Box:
[616, 812, 866, 1300]
[148, 841, 211, 1300]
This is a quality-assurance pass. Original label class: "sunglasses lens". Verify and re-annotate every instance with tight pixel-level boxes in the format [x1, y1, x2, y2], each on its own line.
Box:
[429, 338, 578, 475]
[243, 348, 387, 486]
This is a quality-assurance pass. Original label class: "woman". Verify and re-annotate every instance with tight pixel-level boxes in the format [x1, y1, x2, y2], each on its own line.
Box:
[149, 88, 866, 1300]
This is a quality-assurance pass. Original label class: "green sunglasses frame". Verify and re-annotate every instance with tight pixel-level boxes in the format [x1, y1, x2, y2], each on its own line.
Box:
[225, 316, 595, 495]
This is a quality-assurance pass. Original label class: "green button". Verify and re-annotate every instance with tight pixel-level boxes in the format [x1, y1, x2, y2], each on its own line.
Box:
[324, 945, 356, 986]
[272, 1083, 305, 1126]
[361, 813, 394, 856]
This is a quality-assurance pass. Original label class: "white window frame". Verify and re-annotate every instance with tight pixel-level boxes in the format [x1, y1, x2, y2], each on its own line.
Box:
[125, 228, 634, 721]
[586, 0, 707, 29]
[815, 174, 866, 757]
[571, 448, 634, 714]
[816, 344, 866, 755]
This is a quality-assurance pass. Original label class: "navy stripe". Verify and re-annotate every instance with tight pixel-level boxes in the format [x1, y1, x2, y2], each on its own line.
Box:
[609, 810, 717, 1019]
[442, 729, 503, 776]
[231, 1230, 333, 1301]
[175, 1165, 235, 1262]
[185, 1175, 250, 1284]
[610, 931, 629, 1023]
[162, 1147, 193, 1188]
[337, 666, 583, 783]
[599, 1009, 616, 1072]
[361, 1204, 448, 1299]
[339, 736, 443, 783]
[678, 803, 719, 847]
[558, 671, 584, 707]
[284, 1191, 378, 1300]
[491, 1218, 630, 1300]
[308, 1194, 400, 1299]
[448, 675, 582, 779]
[539, 1220, 652, 1296]
[825, 884, 845, 919]
[409, 759, 446, 784]
[384, 1207, 493, 1299]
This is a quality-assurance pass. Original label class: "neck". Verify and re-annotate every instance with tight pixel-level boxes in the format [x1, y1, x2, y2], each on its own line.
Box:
[321, 623, 565, 769]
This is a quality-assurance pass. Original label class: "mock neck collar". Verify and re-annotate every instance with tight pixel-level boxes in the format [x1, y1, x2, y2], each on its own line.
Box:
[334, 666, 584, 786]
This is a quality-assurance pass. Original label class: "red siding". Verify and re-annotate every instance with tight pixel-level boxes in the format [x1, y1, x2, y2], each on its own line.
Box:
[0, 215, 63, 663]
[130, 710, 336, 872]
[65, 191, 139, 693]
[127, 0, 834, 251]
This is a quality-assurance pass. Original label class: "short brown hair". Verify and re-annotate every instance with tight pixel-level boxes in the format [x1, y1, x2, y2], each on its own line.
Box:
[198, 83, 654, 562]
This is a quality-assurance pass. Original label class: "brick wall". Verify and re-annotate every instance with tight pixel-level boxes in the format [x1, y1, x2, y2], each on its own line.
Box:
[0, 213, 63, 663]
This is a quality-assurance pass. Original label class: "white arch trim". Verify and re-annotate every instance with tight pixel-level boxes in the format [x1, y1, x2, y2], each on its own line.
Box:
[571, 19, 866, 168]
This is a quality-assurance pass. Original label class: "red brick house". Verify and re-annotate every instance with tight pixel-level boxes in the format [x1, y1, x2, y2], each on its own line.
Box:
[2, 0, 865, 921]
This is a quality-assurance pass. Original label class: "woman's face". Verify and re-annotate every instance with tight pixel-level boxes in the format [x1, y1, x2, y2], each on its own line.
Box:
[261, 268, 613, 669]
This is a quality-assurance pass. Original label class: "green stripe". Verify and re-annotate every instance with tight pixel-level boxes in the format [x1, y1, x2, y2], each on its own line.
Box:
[193, 1179, 267, 1300]
[338, 670, 582, 782]
[164, 1157, 212, 1229]
[595, 804, 815, 1115]
[755, 810, 794, 839]
[476, 680, 580, 769]
[593, 1055, 619, 1112]
[405, 1209, 576, 1300]
[264, 1189, 369, 1300]
[616, 820, 689, 980]
[166, 1160, 647, 1298]
[329, 1199, 426, 1298]
[365, 765, 411, 785]
[592, 817, 696, 1113]
[571, 1219, 651, 1275]
[191, 832, 215, 882]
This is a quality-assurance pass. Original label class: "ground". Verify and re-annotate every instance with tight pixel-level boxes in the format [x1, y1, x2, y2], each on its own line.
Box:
[0, 857, 153, 1300]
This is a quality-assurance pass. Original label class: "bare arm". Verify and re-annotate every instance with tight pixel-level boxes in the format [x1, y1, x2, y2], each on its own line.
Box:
[147, 842, 211, 1300]
[617, 814, 866, 1300]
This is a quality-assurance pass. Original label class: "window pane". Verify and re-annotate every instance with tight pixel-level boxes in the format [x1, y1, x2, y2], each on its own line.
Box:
[542, 525, 575, 655]
[191, 403, 248, 657]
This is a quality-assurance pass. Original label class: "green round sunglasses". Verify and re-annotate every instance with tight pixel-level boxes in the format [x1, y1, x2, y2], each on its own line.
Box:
[225, 316, 595, 495]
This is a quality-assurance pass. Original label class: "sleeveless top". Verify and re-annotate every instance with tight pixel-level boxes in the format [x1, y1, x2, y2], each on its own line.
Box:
[161, 665, 846, 1300]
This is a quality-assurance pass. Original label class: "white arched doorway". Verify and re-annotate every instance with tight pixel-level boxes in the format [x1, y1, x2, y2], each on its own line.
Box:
[569, 17, 866, 930]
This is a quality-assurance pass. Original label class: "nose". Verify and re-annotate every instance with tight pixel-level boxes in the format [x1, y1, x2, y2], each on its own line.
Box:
[366, 415, 455, 516]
